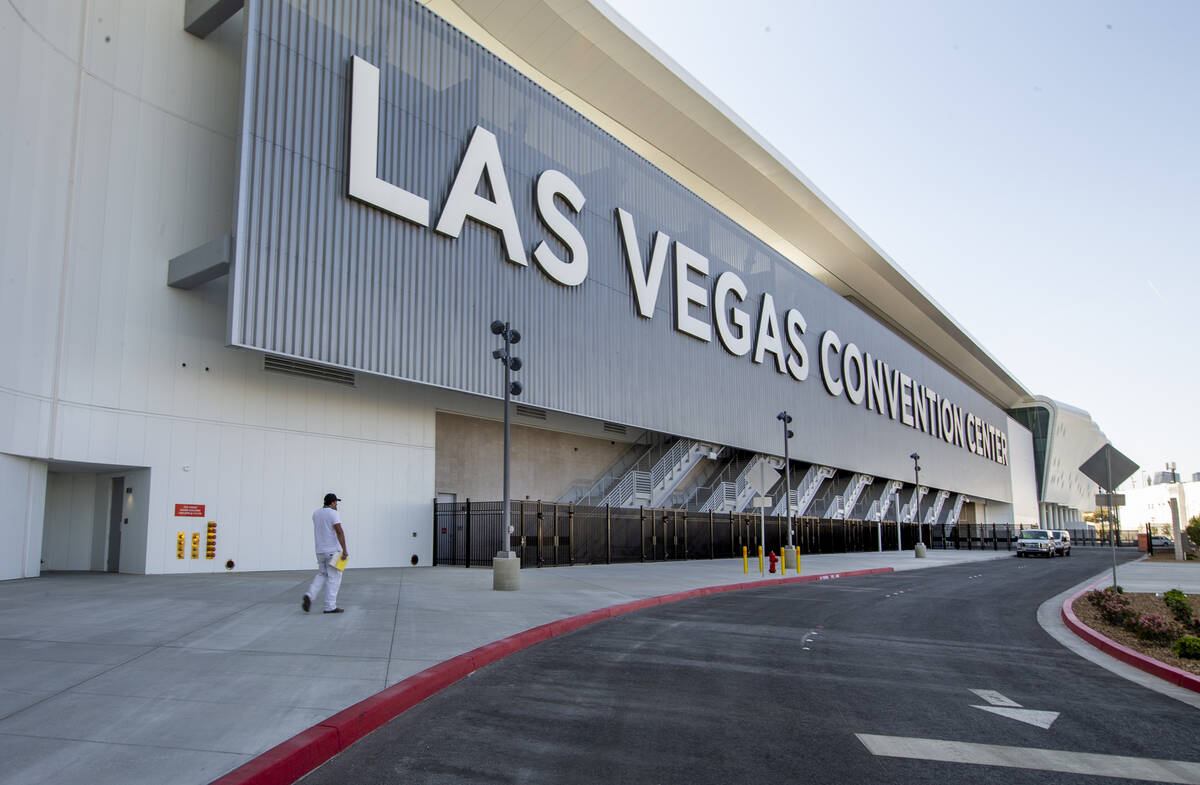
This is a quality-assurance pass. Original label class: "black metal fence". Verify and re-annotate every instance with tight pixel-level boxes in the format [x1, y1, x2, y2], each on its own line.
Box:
[433, 502, 1130, 568]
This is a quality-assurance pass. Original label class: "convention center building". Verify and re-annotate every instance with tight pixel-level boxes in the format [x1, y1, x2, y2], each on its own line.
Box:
[0, 0, 1107, 579]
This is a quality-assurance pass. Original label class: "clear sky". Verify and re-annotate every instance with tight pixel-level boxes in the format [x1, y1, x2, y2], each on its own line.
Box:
[603, 0, 1200, 485]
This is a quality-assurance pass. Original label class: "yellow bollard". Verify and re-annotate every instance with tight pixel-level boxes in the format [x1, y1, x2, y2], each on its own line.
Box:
[742, 545, 748, 574]
[780, 549, 786, 575]
[758, 545, 763, 574]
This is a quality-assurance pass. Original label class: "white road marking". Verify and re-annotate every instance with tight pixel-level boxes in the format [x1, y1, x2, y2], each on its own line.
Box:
[969, 689, 1022, 707]
[971, 705, 1059, 728]
[856, 734, 1200, 784]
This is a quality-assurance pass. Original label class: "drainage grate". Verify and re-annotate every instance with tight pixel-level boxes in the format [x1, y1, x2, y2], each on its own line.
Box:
[515, 404, 547, 420]
[263, 355, 356, 387]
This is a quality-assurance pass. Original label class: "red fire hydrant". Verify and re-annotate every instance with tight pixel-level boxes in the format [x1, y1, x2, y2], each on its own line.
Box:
[768, 550, 779, 574]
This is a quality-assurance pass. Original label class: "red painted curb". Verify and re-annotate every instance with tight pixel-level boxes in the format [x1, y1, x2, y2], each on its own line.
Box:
[1060, 585, 1200, 694]
[210, 727, 339, 785]
[210, 566, 893, 785]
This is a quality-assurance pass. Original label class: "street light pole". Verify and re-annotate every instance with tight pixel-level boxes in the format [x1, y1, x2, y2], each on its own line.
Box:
[910, 453, 921, 550]
[777, 411, 796, 571]
[490, 320, 523, 591]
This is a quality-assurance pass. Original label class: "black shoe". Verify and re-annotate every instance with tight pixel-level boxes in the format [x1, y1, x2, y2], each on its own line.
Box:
[302, 594, 311, 612]
[323, 608, 344, 614]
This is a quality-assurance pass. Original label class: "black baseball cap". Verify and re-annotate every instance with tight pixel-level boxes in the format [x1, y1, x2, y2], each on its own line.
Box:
[324, 493, 342, 505]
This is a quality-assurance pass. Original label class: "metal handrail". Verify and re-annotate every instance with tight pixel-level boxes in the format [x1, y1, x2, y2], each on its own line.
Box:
[650, 439, 694, 490]
[570, 434, 665, 506]
[698, 481, 736, 512]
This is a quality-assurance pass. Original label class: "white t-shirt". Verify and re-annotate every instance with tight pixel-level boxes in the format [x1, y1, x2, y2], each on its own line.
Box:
[312, 506, 342, 553]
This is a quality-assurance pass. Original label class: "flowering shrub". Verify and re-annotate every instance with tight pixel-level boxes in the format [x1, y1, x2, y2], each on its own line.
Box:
[1174, 636, 1200, 659]
[1089, 591, 1133, 625]
[1127, 613, 1183, 644]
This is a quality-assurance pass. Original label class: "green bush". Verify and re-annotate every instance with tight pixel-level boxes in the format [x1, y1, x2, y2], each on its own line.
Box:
[1164, 589, 1192, 624]
[1172, 635, 1200, 659]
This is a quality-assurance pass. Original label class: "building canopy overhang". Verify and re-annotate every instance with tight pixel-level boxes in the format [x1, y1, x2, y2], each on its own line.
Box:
[428, 0, 1030, 409]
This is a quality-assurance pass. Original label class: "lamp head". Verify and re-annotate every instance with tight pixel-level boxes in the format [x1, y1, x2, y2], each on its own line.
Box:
[490, 320, 506, 335]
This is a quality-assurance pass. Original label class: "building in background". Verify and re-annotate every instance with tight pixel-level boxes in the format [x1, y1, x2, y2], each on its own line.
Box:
[1008, 397, 1108, 530]
[1, 0, 1108, 579]
[1117, 469, 1197, 537]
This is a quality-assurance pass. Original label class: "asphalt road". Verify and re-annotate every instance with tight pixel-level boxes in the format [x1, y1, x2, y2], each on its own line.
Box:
[300, 548, 1197, 784]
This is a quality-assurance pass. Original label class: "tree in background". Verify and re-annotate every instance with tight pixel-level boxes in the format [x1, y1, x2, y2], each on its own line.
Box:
[1188, 515, 1200, 549]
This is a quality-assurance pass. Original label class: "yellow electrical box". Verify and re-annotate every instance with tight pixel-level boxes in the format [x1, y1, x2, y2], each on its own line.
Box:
[177, 532, 186, 559]
[205, 521, 217, 559]
[191, 532, 200, 559]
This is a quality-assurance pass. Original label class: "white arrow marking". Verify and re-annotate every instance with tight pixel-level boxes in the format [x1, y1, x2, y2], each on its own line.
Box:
[971, 705, 1060, 729]
[969, 689, 1021, 707]
[857, 734, 1200, 783]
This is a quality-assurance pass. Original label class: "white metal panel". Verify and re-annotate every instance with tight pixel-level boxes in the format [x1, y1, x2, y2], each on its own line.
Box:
[41, 472, 98, 571]
[1007, 415, 1040, 526]
[0, 454, 47, 579]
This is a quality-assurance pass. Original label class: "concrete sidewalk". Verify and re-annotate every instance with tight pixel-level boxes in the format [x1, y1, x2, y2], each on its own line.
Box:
[0, 548, 1055, 785]
[1091, 555, 1200, 594]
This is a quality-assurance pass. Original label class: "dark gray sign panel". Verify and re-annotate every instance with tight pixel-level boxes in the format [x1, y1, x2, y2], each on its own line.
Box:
[229, 0, 1016, 500]
[1080, 445, 1139, 491]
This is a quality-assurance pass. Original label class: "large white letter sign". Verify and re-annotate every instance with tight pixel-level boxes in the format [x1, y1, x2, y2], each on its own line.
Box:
[752, 293, 786, 372]
[673, 242, 712, 342]
[533, 170, 588, 286]
[785, 309, 810, 382]
[617, 208, 670, 318]
[435, 126, 528, 265]
[820, 330, 843, 396]
[347, 56, 430, 226]
[713, 271, 751, 356]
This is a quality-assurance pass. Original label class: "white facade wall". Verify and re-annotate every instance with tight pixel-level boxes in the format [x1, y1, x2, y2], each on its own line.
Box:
[0, 0, 1050, 578]
[982, 415, 1039, 527]
[0, 3, 437, 578]
[0, 454, 46, 579]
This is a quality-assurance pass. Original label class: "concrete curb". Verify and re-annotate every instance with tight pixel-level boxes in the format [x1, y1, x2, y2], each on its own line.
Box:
[1060, 583, 1200, 695]
[209, 566, 893, 785]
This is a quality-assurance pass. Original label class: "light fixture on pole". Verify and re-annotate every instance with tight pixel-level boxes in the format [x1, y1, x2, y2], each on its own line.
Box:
[777, 411, 796, 572]
[491, 319, 523, 591]
[910, 452, 921, 550]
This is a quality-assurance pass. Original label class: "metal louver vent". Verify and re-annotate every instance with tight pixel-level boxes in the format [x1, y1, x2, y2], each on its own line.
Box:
[515, 405, 547, 420]
[263, 355, 356, 387]
[602, 422, 627, 435]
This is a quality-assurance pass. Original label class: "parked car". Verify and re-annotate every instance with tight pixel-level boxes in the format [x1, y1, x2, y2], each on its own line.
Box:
[1150, 536, 1173, 549]
[1050, 530, 1071, 556]
[1016, 529, 1055, 558]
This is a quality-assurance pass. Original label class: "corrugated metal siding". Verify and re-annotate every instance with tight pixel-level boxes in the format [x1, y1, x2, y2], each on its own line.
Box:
[230, 0, 1015, 500]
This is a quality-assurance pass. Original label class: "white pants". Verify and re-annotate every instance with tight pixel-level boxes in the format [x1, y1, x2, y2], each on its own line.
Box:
[307, 552, 343, 611]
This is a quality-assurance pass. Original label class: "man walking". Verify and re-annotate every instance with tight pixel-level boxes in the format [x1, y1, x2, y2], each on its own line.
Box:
[303, 493, 348, 614]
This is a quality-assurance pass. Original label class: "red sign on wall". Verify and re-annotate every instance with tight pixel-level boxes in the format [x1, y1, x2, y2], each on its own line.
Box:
[175, 504, 206, 517]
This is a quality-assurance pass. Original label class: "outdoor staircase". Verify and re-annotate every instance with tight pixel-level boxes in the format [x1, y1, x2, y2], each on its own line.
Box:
[698, 453, 781, 513]
[923, 490, 950, 525]
[592, 438, 721, 510]
[943, 493, 968, 526]
[900, 486, 928, 523]
[822, 474, 874, 520]
[866, 480, 905, 521]
[773, 465, 835, 517]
